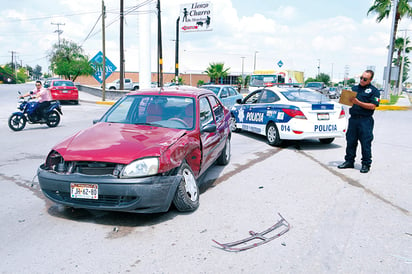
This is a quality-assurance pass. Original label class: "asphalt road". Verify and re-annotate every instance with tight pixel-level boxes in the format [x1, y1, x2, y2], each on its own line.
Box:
[0, 83, 411, 273]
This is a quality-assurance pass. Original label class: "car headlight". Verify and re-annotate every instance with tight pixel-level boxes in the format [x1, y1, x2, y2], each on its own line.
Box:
[120, 157, 159, 178]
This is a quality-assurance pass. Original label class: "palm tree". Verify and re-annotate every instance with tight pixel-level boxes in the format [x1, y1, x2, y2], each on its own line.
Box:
[204, 62, 230, 84]
[367, 0, 412, 89]
[392, 36, 412, 87]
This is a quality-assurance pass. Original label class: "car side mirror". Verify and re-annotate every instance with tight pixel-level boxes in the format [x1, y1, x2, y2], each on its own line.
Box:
[93, 119, 100, 124]
[201, 123, 217, 133]
[236, 98, 242, 104]
[30, 91, 34, 95]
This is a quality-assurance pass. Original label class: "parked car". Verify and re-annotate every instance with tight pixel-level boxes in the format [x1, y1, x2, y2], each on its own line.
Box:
[230, 87, 347, 146]
[105, 78, 139, 90]
[37, 86, 231, 213]
[44, 79, 79, 104]
[327, 87, 341, 99]
[305, 82, 329, 95]
[201, 84, 243, 110]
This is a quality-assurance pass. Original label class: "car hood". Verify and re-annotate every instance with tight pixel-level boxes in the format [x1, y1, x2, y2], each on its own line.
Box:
[54, 122, 187, 164]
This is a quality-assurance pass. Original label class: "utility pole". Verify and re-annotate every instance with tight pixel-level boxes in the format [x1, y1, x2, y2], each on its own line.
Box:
[317, 59, 320, 78]
[9, 51, 17, 82]
[175, 16, 180, 83]
[51, 22, 65, 47]
[241, 57, 245, 80]
[102, 0, 106, 101]
[157, 0, 163, 87]
[119, 0, 125, 90]
[253, 51, 258, 71]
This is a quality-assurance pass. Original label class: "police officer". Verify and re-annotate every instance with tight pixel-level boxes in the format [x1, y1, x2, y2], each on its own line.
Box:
[338, 70, 380, 173]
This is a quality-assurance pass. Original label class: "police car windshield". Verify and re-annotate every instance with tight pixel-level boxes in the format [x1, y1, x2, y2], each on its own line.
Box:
[281, 89, 329, 103]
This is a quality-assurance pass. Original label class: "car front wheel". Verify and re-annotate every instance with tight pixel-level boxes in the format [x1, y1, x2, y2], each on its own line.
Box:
[173, 162, 199, 212]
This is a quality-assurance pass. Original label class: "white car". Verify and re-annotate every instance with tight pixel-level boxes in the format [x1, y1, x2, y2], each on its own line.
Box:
[230, 87, 347, 146]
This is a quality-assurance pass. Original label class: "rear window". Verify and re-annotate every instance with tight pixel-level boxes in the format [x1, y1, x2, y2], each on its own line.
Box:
[53, 81, 74, 87]
[281, 88, 330, 103]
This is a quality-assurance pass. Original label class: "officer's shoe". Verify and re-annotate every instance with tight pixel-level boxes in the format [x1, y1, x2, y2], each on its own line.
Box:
[360, 164, 370, 173]
[338, 161, 354, 169]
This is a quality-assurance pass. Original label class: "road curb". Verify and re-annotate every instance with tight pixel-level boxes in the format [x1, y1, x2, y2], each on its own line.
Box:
[376, 105, 411, 111]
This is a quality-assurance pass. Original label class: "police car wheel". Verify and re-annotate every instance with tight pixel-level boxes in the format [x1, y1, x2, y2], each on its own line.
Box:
[229, 115, 240, 132]
[319, 138, 334, 144]
[266, 123, 282, 146]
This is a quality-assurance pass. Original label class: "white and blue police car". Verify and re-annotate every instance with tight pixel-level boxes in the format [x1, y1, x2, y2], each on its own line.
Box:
[230, 86, 347, 146]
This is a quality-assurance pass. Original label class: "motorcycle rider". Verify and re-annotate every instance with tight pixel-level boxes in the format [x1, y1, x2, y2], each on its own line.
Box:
[20, 80, 52, 120]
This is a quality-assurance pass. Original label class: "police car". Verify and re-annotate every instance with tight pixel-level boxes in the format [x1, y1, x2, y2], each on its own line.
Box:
[230, 86, 347, 146]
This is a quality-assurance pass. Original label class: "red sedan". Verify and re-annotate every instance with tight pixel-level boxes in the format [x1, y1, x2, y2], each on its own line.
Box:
[44, 79, 79, 104]
[37, 86, 231, 213]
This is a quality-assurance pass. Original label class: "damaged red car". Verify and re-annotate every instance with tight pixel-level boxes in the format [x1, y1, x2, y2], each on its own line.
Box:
[37, 86, 231, 213]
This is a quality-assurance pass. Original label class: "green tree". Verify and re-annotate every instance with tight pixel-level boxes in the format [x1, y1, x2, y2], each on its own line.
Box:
[16, 67, 29, 83]
[305, 73, 330, 85]
[48, 39, 94, 81]
[392, 36, 412, 85]
[33, 65, 42, 80]
[204, 62, 230, 84]
[197, 80, 204, 87]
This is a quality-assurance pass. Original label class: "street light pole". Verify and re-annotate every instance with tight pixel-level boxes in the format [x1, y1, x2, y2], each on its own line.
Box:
[253, 51, 258, 71]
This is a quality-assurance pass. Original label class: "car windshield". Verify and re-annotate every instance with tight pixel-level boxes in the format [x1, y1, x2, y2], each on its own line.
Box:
[249, 75, 277, 87]
[53, 81, 74, 87]
[101, 95, 195, 130]
[305, 83, 322, 88]
[281, 88, 330, 103]
[202, 86, 220, 95]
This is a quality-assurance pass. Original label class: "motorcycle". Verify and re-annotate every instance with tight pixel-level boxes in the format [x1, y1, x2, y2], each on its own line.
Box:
[8, 91, 63, 131]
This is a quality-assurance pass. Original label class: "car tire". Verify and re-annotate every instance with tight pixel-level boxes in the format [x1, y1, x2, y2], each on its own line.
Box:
[46, 111, 61, 127]
[217, 137, 231, 165]
[230, 114, 241, 132]
[266, 122, 282, 146]
[8, 113, 26, 131]
[319, 138, 334, 144]
[173, 162, 199, 212]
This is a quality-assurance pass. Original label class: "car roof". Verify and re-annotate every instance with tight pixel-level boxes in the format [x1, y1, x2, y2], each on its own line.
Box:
[127, 86, 216, 98]
[201, 84, 234, 88]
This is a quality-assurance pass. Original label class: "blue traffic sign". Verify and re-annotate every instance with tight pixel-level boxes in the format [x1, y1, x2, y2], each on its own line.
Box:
[90, 51, 117, 84]
[277, 60, 284, 68]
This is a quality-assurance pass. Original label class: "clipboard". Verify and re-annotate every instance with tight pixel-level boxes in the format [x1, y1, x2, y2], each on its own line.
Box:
[339, 89, 357, 106]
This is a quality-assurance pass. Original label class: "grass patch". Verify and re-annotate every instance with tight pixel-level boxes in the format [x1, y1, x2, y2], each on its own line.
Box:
[380, 94, 399, 105]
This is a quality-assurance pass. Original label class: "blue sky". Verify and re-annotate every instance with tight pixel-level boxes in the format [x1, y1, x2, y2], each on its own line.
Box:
[1, 0, 411, 85]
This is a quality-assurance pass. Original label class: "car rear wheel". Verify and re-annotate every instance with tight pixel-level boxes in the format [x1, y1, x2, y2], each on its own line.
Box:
[319, 138, 334, 144]
[266, 122, 282, 146]
[173, 162, 199, 212]
[8, 114, 26, 131]
[46, 111, 61, 127]
[217, 137, 231, 165]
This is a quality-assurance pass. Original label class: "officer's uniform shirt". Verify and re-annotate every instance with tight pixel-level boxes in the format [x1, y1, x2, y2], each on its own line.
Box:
[350, 83, 380, 117]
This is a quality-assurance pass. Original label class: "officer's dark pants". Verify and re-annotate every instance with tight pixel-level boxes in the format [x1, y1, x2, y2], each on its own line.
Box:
[344, 116, 374, 166]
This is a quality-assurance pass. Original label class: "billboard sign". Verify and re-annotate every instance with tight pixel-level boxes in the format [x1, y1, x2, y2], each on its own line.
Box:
[90, 51, 117, 84]
[180, 2, 213, 32]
